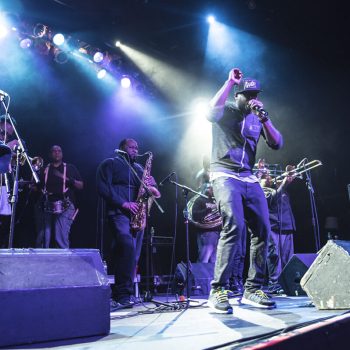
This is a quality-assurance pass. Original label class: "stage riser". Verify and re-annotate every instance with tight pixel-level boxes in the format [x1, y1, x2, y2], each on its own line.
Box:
[0, 249, 110, 347]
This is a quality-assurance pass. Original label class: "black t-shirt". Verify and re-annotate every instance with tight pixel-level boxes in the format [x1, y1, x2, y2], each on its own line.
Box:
[40, 163, 82, 205]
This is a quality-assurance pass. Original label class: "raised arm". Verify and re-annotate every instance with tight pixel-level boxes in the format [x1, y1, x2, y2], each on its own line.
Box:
[208, 68, 243, 122]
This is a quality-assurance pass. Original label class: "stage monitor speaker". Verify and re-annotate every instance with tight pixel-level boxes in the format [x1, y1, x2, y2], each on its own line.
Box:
[0, 249, 110, 347]
[301, 240, 350, 309]
[278, 253, 317, 296]
[174, 262, 214, 296]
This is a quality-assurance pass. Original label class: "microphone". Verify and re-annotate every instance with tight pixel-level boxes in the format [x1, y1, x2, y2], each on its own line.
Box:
[0, 90, 9, 97]
[114, 149, 128, 155]
[251, 105, 268, 117]
[159, 172, 175, 186]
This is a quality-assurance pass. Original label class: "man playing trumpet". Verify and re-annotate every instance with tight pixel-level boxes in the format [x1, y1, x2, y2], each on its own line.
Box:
[259, 163, 297, 294]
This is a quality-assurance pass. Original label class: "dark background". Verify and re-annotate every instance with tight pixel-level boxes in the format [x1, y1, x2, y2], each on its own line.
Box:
[1, 0, 349, 276]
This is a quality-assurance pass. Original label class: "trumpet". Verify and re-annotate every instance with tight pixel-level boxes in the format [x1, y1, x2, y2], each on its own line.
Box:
[19, 154, 44, 171]
[274, 159, 322, 182]
[29, 156, 44, 172]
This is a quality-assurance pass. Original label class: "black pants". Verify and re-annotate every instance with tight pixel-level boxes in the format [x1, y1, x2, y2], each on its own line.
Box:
[211, 177, 270, 293]
[0, 215, 11, 248]
[108, 214, 143, 300]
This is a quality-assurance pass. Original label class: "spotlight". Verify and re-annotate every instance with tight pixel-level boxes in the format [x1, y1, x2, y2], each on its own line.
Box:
[33, 23, 48, 38]
[120, 76, 131, 89]
[53, 33, 65, 46]
[207, 15, 216, 24]
[115, 40, 121, 47]
[54, 49, 69, 64]
[19, 38, 32, 49]
[97, 69, 107, 79]
[93, 51, 104, 63]
[192, 99, 210, 120]
[0, 25, 8, 39]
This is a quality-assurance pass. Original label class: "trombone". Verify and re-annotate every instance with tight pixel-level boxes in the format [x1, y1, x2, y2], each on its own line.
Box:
[274, 159, 322, 182]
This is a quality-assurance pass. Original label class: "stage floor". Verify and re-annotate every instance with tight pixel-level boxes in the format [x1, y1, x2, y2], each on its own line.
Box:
[7, 295, 348, 350]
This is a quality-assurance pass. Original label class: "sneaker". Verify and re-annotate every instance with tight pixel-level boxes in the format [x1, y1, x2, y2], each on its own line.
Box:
[227, 283, 244, 297]
[267, 283, 285, 296]
[208, 287, 233, 314]
[110, 296, 134, 311]
[241, 290, 276, 309]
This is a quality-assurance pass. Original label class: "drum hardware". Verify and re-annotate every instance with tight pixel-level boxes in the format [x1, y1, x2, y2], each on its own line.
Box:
[43, 198, 71, 214]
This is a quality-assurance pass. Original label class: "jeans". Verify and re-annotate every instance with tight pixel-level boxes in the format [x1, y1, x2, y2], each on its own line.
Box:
[197, 230, 219, 263]
[229, 225, 247, 287]
[211, 177, 270, 293]
[108, 214, 143, 300]
[35, 202, 75, 249]
[267, 230, 294, 284]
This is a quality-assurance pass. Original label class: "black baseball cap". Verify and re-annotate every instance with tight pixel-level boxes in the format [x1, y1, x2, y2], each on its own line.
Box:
[235, 78, 262, 94]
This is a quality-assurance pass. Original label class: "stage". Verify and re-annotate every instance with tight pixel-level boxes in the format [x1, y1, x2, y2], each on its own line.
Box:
[5, 295, 349, 350]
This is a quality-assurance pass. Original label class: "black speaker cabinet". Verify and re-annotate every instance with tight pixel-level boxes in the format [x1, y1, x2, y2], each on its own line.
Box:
[278, 253, 317, 296]
[301, 240, 350, 309]
[174, 262, 214, 296]
[0, 249, 111, 347]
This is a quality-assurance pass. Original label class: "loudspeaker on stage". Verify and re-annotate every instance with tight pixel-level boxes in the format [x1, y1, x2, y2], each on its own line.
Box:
[301, 240, 350, 309]
[278, 253, 317, 296]
[0, 249, 110, 347]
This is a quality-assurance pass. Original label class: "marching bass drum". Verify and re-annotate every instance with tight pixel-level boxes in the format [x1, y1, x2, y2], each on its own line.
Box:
[187, 194, 222, 229]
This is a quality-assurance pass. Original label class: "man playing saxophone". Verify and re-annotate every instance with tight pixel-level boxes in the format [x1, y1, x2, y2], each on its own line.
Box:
[96, 138, 160, 311]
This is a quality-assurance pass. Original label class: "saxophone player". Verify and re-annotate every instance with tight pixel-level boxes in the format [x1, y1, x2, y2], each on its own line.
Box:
[96, 138, 160, 311]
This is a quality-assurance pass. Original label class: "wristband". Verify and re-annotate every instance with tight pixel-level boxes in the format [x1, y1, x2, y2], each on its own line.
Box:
[259, 115, 269, 124]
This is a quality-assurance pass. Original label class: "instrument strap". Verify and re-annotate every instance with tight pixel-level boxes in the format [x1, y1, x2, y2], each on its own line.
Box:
[44, 162, 67, 195]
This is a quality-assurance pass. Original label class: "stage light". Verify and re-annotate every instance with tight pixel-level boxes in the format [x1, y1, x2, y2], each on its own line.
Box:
[192, 99, 209, 120]
[93, 51, 104, 63]
[33, 23, 48, 38]
[207, 15, 216, 24]
[54, 49, 69, 64]
[19, 38, 32, 49]
[120, 76, 131, 89]
[53, 33, 65, 46]
[97, 69, 107, 79]
[115, 40, 121, 47]
[0, 24, 9, 39]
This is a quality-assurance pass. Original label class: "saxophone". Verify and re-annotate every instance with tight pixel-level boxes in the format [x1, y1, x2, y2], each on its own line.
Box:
[130, 152, 154, 232]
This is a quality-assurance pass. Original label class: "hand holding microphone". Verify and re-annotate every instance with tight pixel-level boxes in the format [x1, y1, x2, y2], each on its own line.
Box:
[248, 100, 269, 123]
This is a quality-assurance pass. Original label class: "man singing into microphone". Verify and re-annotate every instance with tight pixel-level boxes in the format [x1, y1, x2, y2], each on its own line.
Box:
[207, 69, 283, 313]
[96, 138, 160, 310]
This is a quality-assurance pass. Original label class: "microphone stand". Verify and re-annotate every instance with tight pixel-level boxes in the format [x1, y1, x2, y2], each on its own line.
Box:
[1, 96, 40, 248]
[167, 178, 208, 307]
[304, 167, 321, 251]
